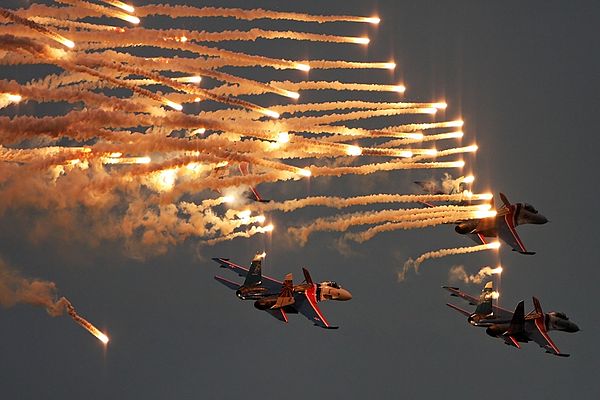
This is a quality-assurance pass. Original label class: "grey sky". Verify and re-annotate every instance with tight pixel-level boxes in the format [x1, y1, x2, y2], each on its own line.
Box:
[1, 1, 599, 399]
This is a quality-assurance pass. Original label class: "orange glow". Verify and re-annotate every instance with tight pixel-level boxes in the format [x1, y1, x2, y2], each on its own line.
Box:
[54, 35, 75, 49]
[488, 241, 501, 250]
[350, 37, 370, 45]
[175, 76, 202, 84]
[346, 145, 362, 156]
[260, 108, 280, 119]
[295, 63, 311, 71]
[462, 175, 475, 184]
[163, 99, 183, 111]
[103, 0, 135, 13]
[298, 168, 312, 177]
[363, 16, 381, 24]
[106, 8, 140, 24]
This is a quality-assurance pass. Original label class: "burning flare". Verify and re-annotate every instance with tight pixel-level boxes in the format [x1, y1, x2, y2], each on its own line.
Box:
[62, 298, 110, 344]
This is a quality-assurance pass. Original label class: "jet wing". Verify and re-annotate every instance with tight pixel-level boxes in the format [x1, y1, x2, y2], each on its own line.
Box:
[529, 320, 569, 357]
[528, 297, 569, 357]
[442, 286, 514, 320]
[211, 258, 282, 292]
[497, 213, 535, 255]
[294, 285, 338, 329]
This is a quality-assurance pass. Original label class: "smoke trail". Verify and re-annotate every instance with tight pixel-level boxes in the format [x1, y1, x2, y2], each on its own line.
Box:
[0, 258, 60, 311]
[309, 161, 465, 177]
[0, 258, 109, 342]
[274, 101, 444, 115]
[212, 80, 405, 97]
[72, 26, 371, 45]
[0, 7, 75, 48]
[448, 265, 503, 285]
[204, 224, 274, 245]
[378, 131, 464, 147]
[254, 192, 492, 213]
[284, 108, 436, 127]
[288, 205, 487, 245]
[135, 5, 380, 24]
[399, 242, 500, 281]
[343, 215, 476, 244]
[55, 0, 140, 25]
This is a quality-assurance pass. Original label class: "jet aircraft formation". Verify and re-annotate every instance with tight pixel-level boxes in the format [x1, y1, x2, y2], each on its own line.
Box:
[211, 178, 579, 358]
[412, 176, 579, 356]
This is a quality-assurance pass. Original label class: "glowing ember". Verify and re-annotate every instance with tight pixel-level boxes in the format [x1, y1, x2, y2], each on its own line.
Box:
[346, 145, 362, 156]
[276, 132, 290, 144]
[462, 175, 475, 184]
[299, 168, 312, 177]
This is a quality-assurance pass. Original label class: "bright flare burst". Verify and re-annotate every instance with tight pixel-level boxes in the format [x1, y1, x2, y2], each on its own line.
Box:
[0, 2, 484, 254]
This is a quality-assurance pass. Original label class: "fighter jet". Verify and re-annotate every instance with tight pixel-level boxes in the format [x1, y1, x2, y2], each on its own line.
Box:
[212, 161, 271, 203]
[212, 253, 352, 329]
[414, 173, 470, 196]
[454, 193, 548, 254]
[443, 282, 579, 357]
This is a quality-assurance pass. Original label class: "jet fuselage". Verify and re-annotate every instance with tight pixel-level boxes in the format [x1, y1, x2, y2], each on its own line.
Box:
[455, 202, 548, 237]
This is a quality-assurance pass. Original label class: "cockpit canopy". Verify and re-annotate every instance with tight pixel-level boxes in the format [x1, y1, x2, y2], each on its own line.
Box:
[523, 203, 538, 214]
[321, 281, 341, 289]
[552, 311, 569, 320]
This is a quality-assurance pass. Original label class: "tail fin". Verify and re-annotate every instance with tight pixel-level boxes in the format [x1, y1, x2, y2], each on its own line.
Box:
[474, 281, 494, 316]
[238, 162, 270, 203]
[302, 268, 313, 285]
[272, 273, 295, 309]
[506, 300, 525, 335]
[243, 252, 265, 286]
[532, 296, 544, 315]
[499, 192, 511, 207]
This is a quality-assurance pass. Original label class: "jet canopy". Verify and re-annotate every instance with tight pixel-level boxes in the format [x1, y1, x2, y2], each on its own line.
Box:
[552, 312, 569, 320]
[523, 203, 538, 213]
[321, 281, 341, 289]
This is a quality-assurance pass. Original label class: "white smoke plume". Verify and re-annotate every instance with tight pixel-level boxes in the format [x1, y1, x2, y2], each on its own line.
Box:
[448, 265, 503, 284]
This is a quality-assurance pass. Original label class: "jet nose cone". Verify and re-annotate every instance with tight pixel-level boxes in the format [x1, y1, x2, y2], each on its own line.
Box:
[536, 214, 549, 224]
[339, 289, 352, 301]
[569, 323, 580, 333]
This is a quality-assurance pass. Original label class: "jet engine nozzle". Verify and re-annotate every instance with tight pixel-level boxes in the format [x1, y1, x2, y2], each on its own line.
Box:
[455, 221, 478, 234]
[254, 298, 275, 310]
[486, 326, 502, 338]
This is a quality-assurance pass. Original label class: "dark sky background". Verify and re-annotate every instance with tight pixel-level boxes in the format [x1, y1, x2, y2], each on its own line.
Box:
[1, 1, 599, 399]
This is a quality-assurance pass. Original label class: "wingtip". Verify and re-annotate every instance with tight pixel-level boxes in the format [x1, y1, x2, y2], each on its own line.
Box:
[547, 351, 570, 357]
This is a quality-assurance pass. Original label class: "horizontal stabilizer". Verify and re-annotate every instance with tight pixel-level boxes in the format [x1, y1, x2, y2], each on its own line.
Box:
[442, 286, 460, 290]
[214, 275, 240, 291]
[504, 335, 521, 349]
[446, 303, 471, 317]
[512, 249, 536, 255]
[546, 350, 570, 357]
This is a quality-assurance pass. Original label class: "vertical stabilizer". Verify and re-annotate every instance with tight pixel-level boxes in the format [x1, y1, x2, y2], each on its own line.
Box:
[506, 301, 525, 335]
[243, 252, 265, 286]
[474, 281, 494, 316]
[302, 268, 314, 285]
[273, 273, 295, 309]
